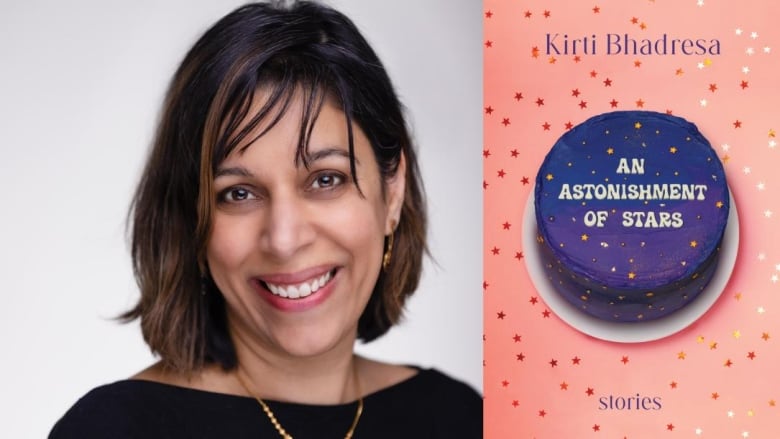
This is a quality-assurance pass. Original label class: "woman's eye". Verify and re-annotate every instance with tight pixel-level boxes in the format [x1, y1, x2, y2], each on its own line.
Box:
[219, 187, 254, 203]
[310, 173, 344, 190]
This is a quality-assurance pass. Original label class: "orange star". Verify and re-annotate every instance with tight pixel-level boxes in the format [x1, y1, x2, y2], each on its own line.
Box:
[677, 351, 686, 359]
[628, 272, 636, 279]
[690, 240, 698, 248]
[581, 234, 589, 241]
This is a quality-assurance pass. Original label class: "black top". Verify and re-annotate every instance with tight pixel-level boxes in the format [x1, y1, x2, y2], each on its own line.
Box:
[49, 368, 482, 438]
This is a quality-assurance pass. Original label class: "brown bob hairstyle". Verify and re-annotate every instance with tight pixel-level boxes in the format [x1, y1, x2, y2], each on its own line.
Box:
[122, 0, 427, 373]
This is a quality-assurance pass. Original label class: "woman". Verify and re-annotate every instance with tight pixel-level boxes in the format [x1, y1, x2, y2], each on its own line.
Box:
[49, 1, 481, 437]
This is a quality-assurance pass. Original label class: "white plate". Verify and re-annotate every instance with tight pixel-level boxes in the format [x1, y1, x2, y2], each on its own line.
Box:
[522, 188, 739, 343]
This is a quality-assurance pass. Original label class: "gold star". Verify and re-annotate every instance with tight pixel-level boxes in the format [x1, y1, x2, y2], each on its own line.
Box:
[748, 409, 755, 417]
[704, 58, 713, 66]
[628, 272, 636, 279]
[690, 240, 698, 248]
[581, 234, 589, 241]
[546, 173, 554, 181]
[675, 68, 684, 76]
[677, 351, 686, 359]
[696, 335, 705, 343]
[607, 147, 614, 155]
[670, 146, 677, 153]
[716, 201, 724, 208]
[733, 330, 742, 339]
[734, 292, 743, 301]
[722, 154, 730, 163]
[770, 129, 776, 138]
[762, 332, 770, 341]
[709, 341, 718, 350]
[634, 122, 642, 129]
[770, 399, 776, 407]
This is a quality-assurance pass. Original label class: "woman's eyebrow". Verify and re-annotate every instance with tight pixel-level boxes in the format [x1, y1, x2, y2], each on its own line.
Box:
[214, 166, 254, 179]
[304, 147, 359, 165]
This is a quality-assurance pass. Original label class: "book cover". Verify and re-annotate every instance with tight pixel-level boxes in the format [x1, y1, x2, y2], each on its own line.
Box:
[483, 1, 778, 437]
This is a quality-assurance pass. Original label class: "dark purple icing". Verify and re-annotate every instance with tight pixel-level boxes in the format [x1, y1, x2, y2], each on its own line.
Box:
[534, 111, 729, 322]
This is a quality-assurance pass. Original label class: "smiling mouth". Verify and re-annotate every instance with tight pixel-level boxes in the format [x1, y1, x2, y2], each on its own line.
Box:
[260, 268, 337, 299]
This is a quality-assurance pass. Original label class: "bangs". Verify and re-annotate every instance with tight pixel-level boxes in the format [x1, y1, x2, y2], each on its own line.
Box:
[206, 55, 358, 177]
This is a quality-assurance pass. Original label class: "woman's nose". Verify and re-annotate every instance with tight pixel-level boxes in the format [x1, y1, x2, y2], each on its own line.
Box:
[259, 193, 316, 261]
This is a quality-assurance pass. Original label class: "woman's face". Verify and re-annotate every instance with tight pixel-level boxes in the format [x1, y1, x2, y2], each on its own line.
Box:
[206, 93, 405, 359]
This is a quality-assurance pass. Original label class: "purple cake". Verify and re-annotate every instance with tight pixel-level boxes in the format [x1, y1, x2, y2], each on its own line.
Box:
[534, 111, 729, 322]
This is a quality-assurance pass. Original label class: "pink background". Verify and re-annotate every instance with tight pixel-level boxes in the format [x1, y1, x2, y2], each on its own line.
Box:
[483, 0, 779, 437]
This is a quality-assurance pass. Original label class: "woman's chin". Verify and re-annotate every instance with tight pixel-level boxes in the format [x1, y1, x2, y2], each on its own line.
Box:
[264, 323, 356, 359]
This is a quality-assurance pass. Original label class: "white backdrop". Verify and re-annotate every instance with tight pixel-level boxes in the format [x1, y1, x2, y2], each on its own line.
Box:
[0, 1, 482, 436]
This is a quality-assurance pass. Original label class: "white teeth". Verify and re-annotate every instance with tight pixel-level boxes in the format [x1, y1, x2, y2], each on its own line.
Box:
[265, 270, 333, 299]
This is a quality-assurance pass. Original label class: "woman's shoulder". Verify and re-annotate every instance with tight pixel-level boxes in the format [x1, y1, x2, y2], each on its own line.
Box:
[419, 368, 482, 400]
[377, 366, 482, 405]
[48, 380, 161, 438]
[360, 365, 482, 438]
[48, 378, 254, 439]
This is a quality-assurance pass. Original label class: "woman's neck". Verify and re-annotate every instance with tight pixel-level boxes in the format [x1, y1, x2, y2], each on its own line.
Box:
[227, 318, 361, 405]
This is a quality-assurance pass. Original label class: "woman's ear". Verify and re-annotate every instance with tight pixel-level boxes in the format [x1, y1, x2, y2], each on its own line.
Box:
[385, 153, 406, 234]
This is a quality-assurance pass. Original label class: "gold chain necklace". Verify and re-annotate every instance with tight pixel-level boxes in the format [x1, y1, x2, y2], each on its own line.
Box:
[235, 363, 364, 439]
